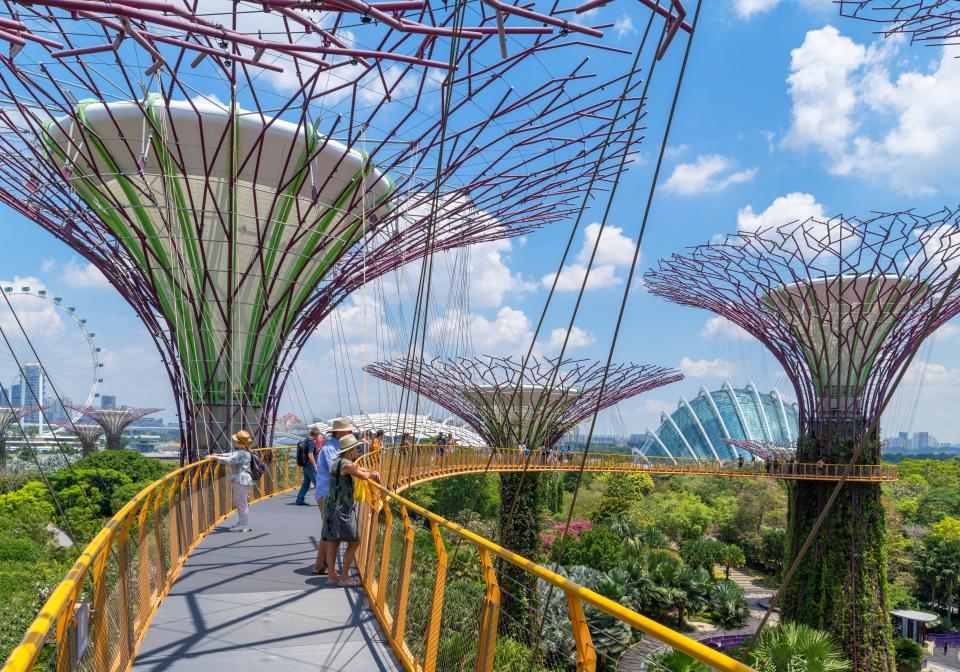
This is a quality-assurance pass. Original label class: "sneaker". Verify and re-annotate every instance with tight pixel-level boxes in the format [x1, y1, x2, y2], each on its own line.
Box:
[234, 526, 253, 533]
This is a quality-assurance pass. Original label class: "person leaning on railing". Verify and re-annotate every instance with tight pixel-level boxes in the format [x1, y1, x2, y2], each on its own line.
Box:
[208, 430, 255, 533]
[322, 434, 381, 587]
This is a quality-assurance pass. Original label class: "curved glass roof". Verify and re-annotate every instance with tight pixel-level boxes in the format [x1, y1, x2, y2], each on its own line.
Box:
[638, 382, 799, 461]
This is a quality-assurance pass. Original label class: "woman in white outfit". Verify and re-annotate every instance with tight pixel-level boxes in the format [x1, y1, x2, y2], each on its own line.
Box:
[209, 429, 255, 532]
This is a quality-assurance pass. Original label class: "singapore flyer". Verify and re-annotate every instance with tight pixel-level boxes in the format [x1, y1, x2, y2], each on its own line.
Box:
[0, 286, 101, 432]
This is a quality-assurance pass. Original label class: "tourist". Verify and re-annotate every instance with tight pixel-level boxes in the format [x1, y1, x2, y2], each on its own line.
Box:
[323, 434, 381, 587]
[371, 430, 384, 453]
[295, 427, 322, 506]
[313, 417, 354, 575]
[737, 454, 744, 470]
[437, 432, 447, 463]
[210, 430, 255, 533]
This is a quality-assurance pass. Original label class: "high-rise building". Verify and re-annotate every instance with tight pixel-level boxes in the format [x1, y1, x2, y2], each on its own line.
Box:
[20, 364, 44, 428]
[10, 383, 20, 407]
[100, 395, 116, 410]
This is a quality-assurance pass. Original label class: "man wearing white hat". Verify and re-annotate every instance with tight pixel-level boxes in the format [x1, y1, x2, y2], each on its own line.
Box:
[313, 417, 355, 574]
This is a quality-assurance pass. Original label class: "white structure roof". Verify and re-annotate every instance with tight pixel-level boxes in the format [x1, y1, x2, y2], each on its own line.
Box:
[309, 412, 484, 445]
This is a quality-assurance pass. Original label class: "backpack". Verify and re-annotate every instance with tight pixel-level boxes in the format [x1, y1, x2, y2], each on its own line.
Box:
[248, 451, 265, 482]
[295, 439, 310, 467]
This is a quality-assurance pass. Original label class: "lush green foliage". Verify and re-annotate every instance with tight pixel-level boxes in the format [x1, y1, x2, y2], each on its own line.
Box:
[0, 450, 172, 663]
[893, 637, 925, 671]
[743, 623, 852, 672]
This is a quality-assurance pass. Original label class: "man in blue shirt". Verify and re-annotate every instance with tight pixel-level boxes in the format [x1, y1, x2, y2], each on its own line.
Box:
[313, 417, 355, 575]
[295, 427, 321, 505]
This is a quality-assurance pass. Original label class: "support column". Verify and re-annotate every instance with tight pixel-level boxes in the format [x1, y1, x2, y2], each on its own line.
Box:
[780, 430, 894, 671]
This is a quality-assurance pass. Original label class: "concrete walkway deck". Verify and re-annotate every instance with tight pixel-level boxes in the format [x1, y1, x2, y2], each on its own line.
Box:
[133, 491, 401, 672]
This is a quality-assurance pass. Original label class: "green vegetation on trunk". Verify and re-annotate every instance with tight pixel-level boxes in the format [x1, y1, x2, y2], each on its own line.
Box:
[781, 434, 894, 671]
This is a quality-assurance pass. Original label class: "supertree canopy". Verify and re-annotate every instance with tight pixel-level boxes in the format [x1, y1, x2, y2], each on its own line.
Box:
[71, 406, 160, 452]
[51, 421, 104, 457]
[0, 1, 682, 459]
[839, 0, 960, 44]
[0, 405, 38, 470]
[366, 355, 682, 637]
[364, 355, 683, 448]
[645, 209, 960, 670]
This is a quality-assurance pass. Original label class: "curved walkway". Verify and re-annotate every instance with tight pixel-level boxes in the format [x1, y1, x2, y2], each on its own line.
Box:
[132, 491, 400, 672]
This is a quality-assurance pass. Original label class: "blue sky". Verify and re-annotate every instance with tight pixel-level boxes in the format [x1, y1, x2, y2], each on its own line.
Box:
[4, 0, 960, 441]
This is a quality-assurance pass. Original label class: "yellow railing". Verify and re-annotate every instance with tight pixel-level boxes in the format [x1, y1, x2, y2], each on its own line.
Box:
[8, 442, 883, 671]
[355, 447, 756, 672]
[366, 444, 898, 490]
[2, 447, 297, 672]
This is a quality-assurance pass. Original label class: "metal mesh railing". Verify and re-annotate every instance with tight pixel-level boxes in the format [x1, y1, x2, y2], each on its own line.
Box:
[2, 447, 296, 672]
[5, 442, 883, 672]
[352, 453, 756, 672]
[365, 445, 897, 490]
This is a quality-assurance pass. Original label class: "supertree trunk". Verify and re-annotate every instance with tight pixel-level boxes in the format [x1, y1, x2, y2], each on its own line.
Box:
[366, 356, 682, 636]
[781, 430, 894, 671]
[497, 471, 543, 640]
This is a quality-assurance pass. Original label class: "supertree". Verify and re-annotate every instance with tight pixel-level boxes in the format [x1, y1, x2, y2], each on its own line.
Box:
[51, 420, 104, 457]
[0, 405, 38, 470]
[0, 1, 685, 461]
[838, 0, 960, 44]
[365, 355, 682, 636]
[70, 406, 160, 452]
[645, 209, 960, 670]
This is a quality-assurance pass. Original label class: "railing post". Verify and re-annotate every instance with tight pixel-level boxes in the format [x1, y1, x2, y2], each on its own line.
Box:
[135, 493, 155, 633]
[423, 520, 447, 672]
[377, 500, 394, 617]
[363, 492, 381, 593]
[114, 517, 136, 670]
[152, 482, 168, 591]
[567, 593, 597, 672]
[392, 505, 415, 644]
[90, 542, 111, 672]
[476, 547, 500, 672]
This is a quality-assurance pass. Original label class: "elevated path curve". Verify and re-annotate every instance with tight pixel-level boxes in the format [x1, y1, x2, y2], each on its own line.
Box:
[4, 445, 895, 672]
[366, 445, 898, 492]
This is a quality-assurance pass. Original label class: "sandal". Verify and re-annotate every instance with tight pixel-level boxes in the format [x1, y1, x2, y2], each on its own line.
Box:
[338, 577, 362, 588]
[313, 567, 327, 576]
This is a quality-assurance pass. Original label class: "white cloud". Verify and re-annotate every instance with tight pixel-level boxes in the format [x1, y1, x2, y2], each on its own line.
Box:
[662, 154, 757, 196]
[61, 260, 109, 289]
[733, 0, 781, 18]
[469, 239, 535, 309]
[785, 26, 868, 155]
[640, 398, 675, 415]
[543, 222, 637, 292]
[935, 323, 960, 340]
[471, 306, 534, 354]
[0, 277, 64, 341]
[40, 259, 55, 273]
[737, 192, 827, 234]
[679, 356, 740, 378]
[701, 316, 753, 341]
[544, 263, 621, 291]
[614, 14, 636, 38]
[785, 26, 960, 194]
[544, 326, 596, 353]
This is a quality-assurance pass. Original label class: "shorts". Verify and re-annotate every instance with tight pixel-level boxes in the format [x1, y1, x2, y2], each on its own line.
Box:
[316, 496, 327, 534]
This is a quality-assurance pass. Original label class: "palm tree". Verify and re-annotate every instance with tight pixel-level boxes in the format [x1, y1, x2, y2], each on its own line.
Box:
[708, 580, 749, 629]
[745, 623, 852, 672]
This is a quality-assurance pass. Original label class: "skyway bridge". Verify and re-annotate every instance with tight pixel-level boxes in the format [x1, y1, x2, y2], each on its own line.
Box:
[3, 446, 896, 672]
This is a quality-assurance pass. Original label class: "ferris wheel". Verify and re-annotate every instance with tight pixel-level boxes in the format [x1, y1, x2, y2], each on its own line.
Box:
[0, 286, 102, 429]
